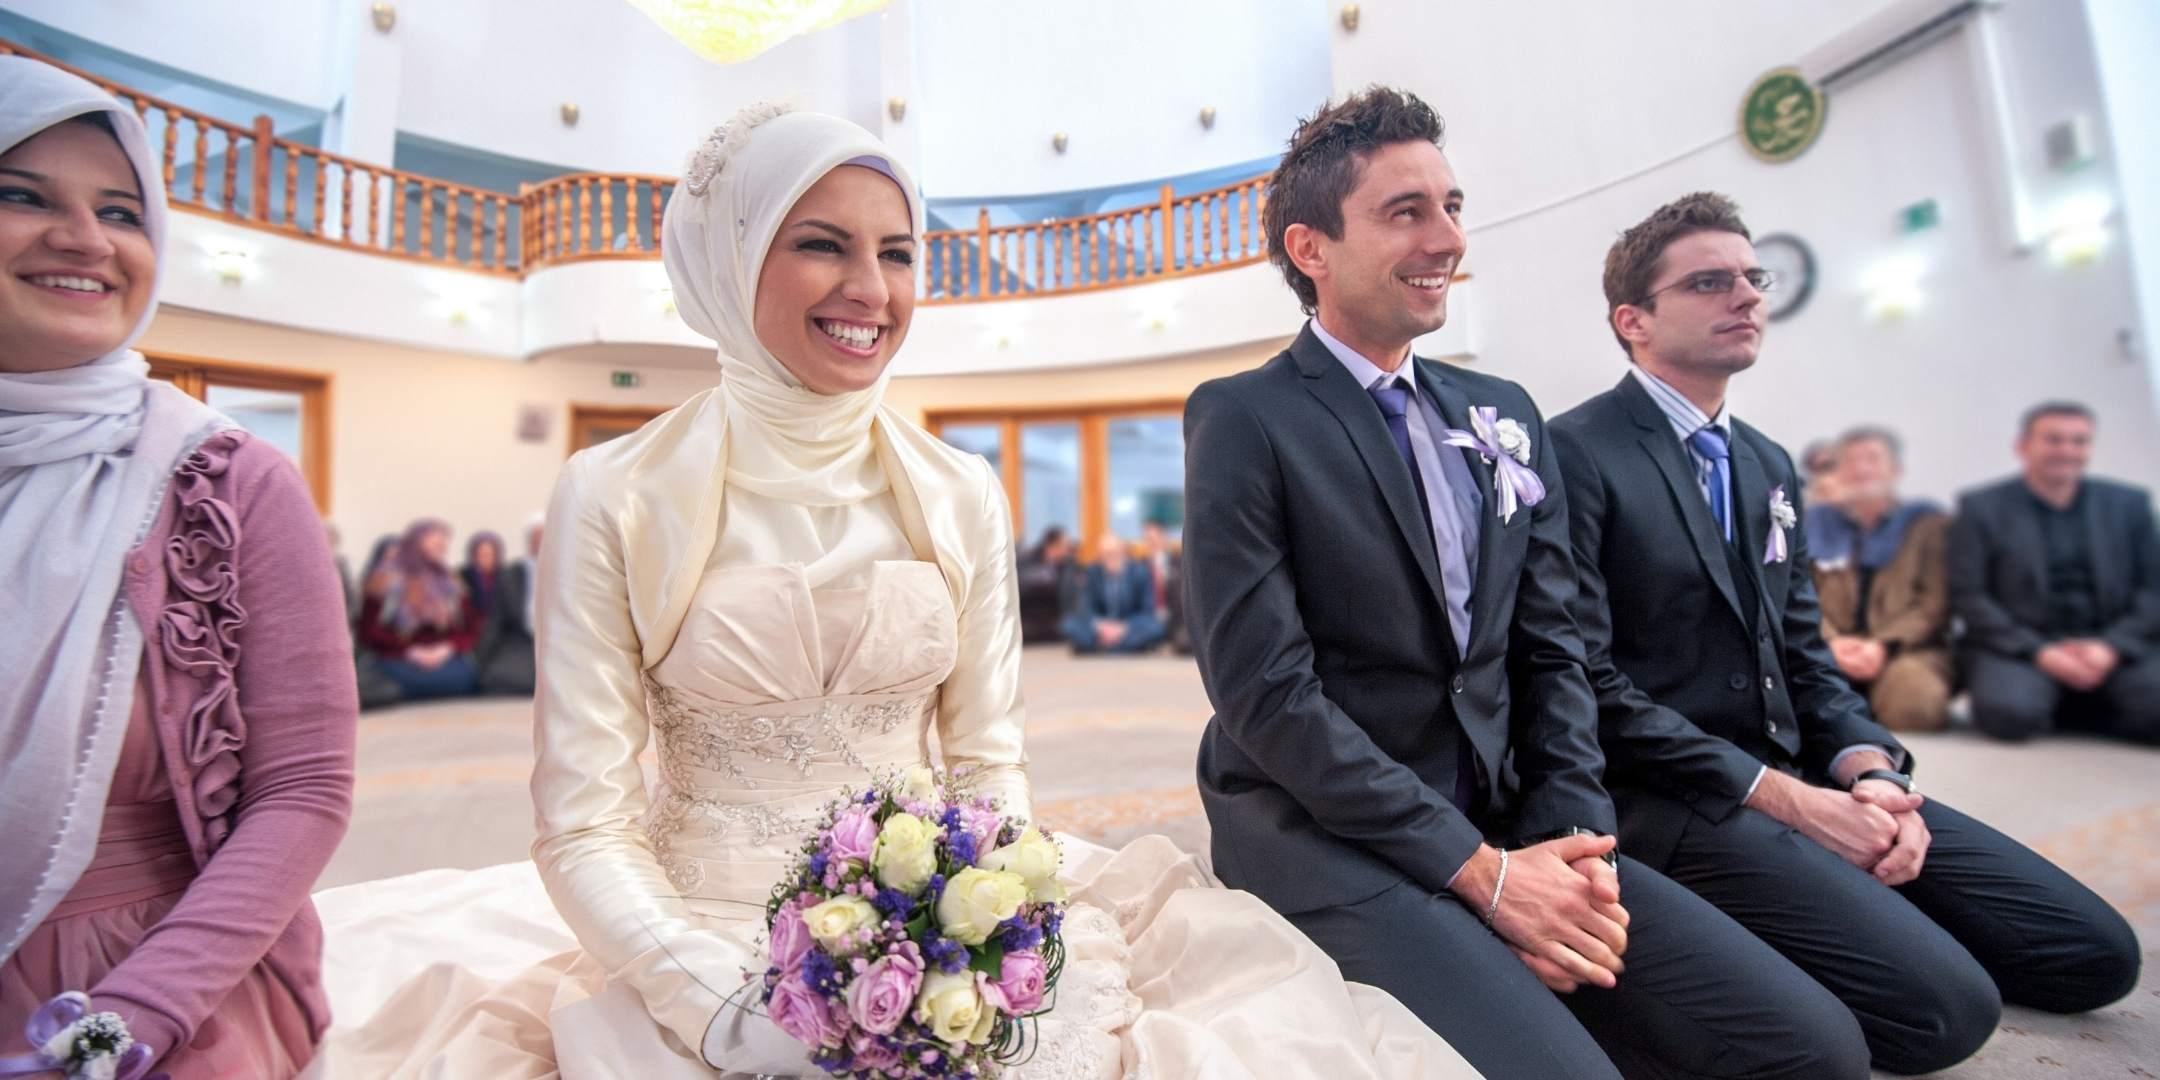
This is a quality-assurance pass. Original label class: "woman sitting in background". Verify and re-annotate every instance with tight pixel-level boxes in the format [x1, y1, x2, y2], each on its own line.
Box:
[0, 58, 355, 1079]
[458, 530, 503, 625]
[356, 518, 479, 700]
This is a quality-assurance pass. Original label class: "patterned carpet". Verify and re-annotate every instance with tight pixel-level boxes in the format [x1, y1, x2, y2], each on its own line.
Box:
[330, 647, 2159, 1078]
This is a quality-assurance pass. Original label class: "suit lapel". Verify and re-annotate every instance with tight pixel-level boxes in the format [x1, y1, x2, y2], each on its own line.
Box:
[1294, 332, 1457, 655]
[1617, 377, 1747, 627]
[2080, 486, 2121, 601]
[1421, 359, 1500, 651]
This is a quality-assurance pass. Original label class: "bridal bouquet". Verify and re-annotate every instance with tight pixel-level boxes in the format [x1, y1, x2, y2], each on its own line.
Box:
[762, 766, 1067, 1078]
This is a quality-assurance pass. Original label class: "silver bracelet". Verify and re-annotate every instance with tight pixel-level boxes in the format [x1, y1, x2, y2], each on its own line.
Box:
[1482, 848, 1509, 924]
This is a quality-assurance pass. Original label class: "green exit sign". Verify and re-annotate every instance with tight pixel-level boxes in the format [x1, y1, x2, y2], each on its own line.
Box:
[1899, 199, 1941, 233]
[611, 370, 640, 388]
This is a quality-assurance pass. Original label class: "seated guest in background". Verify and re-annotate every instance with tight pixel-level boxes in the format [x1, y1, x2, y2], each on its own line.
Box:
[475, 518, 538, 696]
[1808, 426, 1953, 731]
[1016, 524, 1078, 644]
[458, 531, 504, 625]
[350, 534, 405, 710]
[1951, 402, 2160, 744]
[1139, 517, 1190, 653]
[357, 518, 480, 700]
[0, 59, 355, 1077]
[1061, 532, 1166, 654]
[1800, 437, 1841, 509]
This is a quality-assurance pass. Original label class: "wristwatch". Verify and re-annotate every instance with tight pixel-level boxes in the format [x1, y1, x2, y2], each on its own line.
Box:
[1849, 768, 1915, 794]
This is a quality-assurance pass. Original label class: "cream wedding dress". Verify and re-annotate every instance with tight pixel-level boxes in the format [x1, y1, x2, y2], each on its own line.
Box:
[305, 559, 1478, 1079]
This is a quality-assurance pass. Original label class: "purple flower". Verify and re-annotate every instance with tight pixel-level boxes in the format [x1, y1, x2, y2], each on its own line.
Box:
[850, 1028, 902, 1071]
[769, 899, 812, 971]
[829, 808, 880, 863]
[948, 828, 980, 866]
[802, 947, 841, 993]
[872, 887, 916, 918]
[999, 920, 1043, 952]
[808, 851, 832, 880]
[847, 946, 924, 1034]
[768, 972, 846, 1048]
[994, 948, 1049, 1014]
[924, 935, 970, 974]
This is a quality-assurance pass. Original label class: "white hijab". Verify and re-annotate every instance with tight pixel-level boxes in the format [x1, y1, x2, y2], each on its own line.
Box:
[661, 105, 927, 585]
[0, 57, 223, 962]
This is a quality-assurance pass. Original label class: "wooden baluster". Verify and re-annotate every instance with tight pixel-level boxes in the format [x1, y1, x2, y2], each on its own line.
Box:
[132, 95, 148, 120]
[972, 208, 990, 300]
[626, 183, 642, 252]
[1183, 195, 1196, 274]
[1142, 206, 1156, 280]
[449, 188, 463, 263]
[1034, 222, 1046, 293]
[494, 198, 507, 268]
[221, 128, 240, 215]
[312, 156, 328, 236]
[366, 171, 382, 248]
[651, 183, 665, 252]
[391, 177, 406, 253]
[1218, 192, 1230, 262]
[1066, 222, 1079, 289]
[191, 120, 207, 204]
[341, 165, 354, 241]
[575, 178, 590, 254]
[247, 116, 272, 221]
[420, 183, 434, 258]
[1238, 183, 1251, 257]
[283, 148, 299, 225]
[559, 184, 573, 256]
[160, 107, 178, 198]
[600, 179, 614, 254]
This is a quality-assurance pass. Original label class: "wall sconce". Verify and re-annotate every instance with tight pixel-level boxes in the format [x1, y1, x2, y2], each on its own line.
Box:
[369, 3, 396, 33]
[207, 247, 253, 285]
[1862, 256, 1925, 321]
[2043, 194, 2111, 267]
[1051, 132, 1069, 154]
[1198, 106, 1217, 130]
[1340, 4, 1360, 31]
[887, 97, 907, 123]
[560, 103, 581, 128]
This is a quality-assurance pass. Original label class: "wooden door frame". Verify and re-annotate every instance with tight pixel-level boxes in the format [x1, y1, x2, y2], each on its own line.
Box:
[566, 403, 668, 457]
[145, 351, 334, 513]
[928, 397, 1185, 550]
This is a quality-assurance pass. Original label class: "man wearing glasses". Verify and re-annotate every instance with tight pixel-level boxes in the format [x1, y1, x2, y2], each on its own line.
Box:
[1550, 192, 2139, 1075]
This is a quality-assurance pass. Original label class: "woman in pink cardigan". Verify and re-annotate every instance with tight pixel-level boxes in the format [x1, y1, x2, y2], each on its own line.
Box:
[0, 59, 356, 1080]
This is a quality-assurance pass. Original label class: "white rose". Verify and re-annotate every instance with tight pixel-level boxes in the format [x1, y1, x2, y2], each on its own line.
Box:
[802, 895, 879, 954]
[1771, 497, 1798, 530]
[898, 764, 942, 807]
[935, 867, 1029, 946]
[873, 813, 939, 895]
[1493, 418, 1532, 465]
[914, 970, 998, 1047]
[979, 826, 1066, 904]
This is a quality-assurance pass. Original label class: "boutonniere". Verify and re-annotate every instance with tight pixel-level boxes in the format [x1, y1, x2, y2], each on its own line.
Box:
[1766, 485, 1798, 564]
[1442, 406, 1546, 524]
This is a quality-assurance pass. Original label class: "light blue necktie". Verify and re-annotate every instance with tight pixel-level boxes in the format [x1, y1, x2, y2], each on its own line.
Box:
[1686, 425, 1733, 542]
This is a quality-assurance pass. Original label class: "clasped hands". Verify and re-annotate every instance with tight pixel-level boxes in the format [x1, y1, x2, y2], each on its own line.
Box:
[1449, 833, 1627, 994]
[1748, 754, 1929, 888]
[2036, 639, 2119, 692]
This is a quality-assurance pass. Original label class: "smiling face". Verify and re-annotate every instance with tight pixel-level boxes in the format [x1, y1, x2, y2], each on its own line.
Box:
[1614, 230, 1767, 382]
[0, 117, 153, 373]
[750, 164, 917, 395]
[1286, 140, 1465, 361]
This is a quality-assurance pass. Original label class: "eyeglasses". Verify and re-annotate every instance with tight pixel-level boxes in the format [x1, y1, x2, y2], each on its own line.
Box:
[1640, 268, 1779, 302]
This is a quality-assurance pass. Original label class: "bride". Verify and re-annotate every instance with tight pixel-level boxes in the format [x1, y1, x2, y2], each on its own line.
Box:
[309, 105, 1480, 1079]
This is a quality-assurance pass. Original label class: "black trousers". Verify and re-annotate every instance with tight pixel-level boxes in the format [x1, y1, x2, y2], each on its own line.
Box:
[1656, 797, 2141, 1075]
[1965, 650, 2160, 744]
[1287, 856, 1871, 1080]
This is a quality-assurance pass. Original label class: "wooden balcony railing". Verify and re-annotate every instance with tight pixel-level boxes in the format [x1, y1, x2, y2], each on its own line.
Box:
[2, 40, 1270, 300]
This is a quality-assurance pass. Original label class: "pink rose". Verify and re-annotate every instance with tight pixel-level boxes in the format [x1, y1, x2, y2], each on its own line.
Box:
[769, 900, 812, 972]
[960, 806, 1004, 859]
[994, 949, 1049, 1014]
[768, 973, 845, 1048]
[846, 949, 924, 1035]
[850, 1029, 902, 1071]
[829, 809, 880, 863]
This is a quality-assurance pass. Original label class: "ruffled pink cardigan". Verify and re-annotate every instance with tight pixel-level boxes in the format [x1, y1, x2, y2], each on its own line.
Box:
[87, 430, 356, 1063]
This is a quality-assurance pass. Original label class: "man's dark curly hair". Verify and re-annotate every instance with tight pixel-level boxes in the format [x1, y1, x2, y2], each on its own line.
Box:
[1602, 192, 1752, 358]
[1263, 87, 1447, 315]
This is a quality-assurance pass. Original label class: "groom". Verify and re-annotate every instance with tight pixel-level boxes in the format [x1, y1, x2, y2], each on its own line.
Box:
[1550, 191, 2141, 1074]
[1183, 89, 1867, 1080]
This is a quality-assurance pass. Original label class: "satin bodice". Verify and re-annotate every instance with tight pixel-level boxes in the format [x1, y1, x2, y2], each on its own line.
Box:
[640, 560, 957, 913]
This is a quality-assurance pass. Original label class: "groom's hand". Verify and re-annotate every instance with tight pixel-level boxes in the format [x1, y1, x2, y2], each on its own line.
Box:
[1451, 836, 1629, 992]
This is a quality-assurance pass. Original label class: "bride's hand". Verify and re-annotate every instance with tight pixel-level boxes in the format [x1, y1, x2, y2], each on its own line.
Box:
[1452, 836, 1628, 992]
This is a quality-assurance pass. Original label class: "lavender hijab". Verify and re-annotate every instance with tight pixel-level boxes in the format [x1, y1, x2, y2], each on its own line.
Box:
[0, 58, 226, 963]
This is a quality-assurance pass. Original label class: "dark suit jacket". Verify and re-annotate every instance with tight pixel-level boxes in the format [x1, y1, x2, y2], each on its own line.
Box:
[1551, 375, 1901, 867]
[1073, 560, 1156, 623]
[1184, 326, 1613, 915]
[1948, 476, 2160, 663]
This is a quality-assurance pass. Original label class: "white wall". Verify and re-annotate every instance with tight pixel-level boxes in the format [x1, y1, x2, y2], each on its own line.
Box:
[908, 0, 1329, 198]
[5, 0, 341, 106]
[1331, 0, 2160, 500]
[2085, 0, 2160, 421]
[391, 0, 884, 175]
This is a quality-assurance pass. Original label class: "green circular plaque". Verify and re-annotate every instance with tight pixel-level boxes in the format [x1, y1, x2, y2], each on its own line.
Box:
[1739, 67, 1826, 163]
